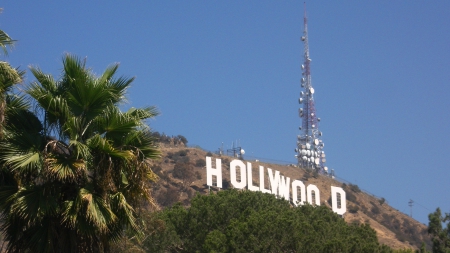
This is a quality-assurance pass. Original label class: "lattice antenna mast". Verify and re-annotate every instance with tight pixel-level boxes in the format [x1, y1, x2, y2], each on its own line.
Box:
[295, 6, 328, 174]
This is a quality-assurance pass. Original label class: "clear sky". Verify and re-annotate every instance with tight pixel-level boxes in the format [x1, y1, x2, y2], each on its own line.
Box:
[2, 1, 449, 225]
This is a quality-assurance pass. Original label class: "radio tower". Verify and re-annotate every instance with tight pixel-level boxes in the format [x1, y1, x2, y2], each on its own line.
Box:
[295, 6, 329, 175]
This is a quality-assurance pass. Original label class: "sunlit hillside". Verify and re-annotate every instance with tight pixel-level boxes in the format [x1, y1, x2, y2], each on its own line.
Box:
[149, 139, 431, 250]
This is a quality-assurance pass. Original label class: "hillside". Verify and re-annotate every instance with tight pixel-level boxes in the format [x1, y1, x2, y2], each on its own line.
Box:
[150, 142, 431, 250]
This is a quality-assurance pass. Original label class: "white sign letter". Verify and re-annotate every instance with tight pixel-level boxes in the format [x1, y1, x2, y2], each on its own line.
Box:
[247, 162, 259, 191]
[267, 168, 280, 196]
[279, 176, 290, 200]
[206, 157, 222, 188]
[230, 160, 246, 189]
[292, 180, 306, 206]
[331, 186, 347, 215]
[307, 184, 320, 206]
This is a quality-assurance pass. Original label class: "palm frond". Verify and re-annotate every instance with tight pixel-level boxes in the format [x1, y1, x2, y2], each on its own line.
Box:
[126, 106, 159, 120]
[5, 102, 42, 133]
[0, 130, 43, 175]
[0, 30, 15, 56]
[19, 218, 57, 253]
[106, 75, 134, 105]
[0, 184, 18, 210]
[27, 80, 70, 128]
[3, 152, 41, 173]
[69, 139, 92, 161]
[0, 61, 22, 93]
[99, 63, 119, 83]
[122, 130, 160, 159]
[9, 186, 58, 224]
[102, 107, 142, 137]
[110, 192, 140, 232]
[45, 154, 86, 183]
[29, 67, 57, 93]
[87, 134, 133, 159]
[6, 94, 30, 111]
[64, 188, 117, 233]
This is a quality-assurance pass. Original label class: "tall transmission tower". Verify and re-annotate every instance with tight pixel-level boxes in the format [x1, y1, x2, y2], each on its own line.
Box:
[295, 7, 329, 175]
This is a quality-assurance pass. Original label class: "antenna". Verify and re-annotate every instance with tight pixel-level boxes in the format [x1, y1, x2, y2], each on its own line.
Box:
[217, 142, 224, 156]
[227, 140, 245, 160]
[295, 5, 329, 175]
[408, 199, 414, 217]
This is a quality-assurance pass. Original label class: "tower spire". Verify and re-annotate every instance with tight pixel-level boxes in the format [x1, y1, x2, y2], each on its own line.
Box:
[295, 6, 329, 175]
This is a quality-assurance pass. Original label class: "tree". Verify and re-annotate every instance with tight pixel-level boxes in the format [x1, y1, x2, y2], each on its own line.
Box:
[428, 208, 450, 253]
[140, 190, 393, 253]
[0, 58, 23, 136]
[0, 11, 24, 136]
[172, 162, 195, 190]
[176, 135, 187, 145]
[0, 9, 15, 56]
[0, 54, 160, 252]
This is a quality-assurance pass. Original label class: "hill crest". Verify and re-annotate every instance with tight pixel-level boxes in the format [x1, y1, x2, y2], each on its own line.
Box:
[150, 143, 430, 250]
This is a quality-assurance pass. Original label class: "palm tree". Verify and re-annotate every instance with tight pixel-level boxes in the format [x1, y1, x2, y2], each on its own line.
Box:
[0, 11, 23, 136]
[0, 8, 15, 56]
[0, 54, 159, 252]
[0, 62, 23, 136]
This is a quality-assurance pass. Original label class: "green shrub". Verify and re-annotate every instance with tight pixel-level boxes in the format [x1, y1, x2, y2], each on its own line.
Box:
[349, 183, 361, 193]
[143, 190, 392, 252]
[346, 191, 357, 203]
[371, 205, 380, 215]
[195, 171, 202, 180]
[195, 159, 206, 167]
[349, 205, 359, 213]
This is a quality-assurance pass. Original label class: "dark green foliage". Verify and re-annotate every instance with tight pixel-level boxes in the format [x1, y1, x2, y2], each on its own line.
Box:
[151, 132, 187, 146]
[151, 131, 161, 140]
[172, 162, 192, 179]
[0, 55, 160, 252]
[168, 150, 190, 163]
[428, 208, 450, 253]
[142, 190, 392, 252]
[349, 183, 361, 193]
[172, 162, 195, 191]
[195, 158, 206, 167]
[371, 205, 381, 215]
[195, 171, 202, 180]
[346, 190, 357, 203]
[349, 204, 360, 213]
[177, 135, 188, 145]
[379, 197, 386, 205]
[176, 150, 188, 156]
[206, 151, 213, 156]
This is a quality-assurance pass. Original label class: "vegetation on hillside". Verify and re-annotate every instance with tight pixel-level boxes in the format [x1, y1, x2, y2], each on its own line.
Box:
[151, 131, 188, 146]
[115, 189, 401, 253]
[428, 208, 450, 253]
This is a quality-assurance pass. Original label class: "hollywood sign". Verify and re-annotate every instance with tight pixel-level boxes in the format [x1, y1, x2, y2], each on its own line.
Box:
[206, 157, 347, 215]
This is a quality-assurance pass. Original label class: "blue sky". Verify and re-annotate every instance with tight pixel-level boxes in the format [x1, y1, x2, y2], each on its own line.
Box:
[2, 1, 449, 224]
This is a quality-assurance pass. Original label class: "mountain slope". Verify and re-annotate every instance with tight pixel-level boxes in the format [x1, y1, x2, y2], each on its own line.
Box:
[150, 143, 430, 250]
